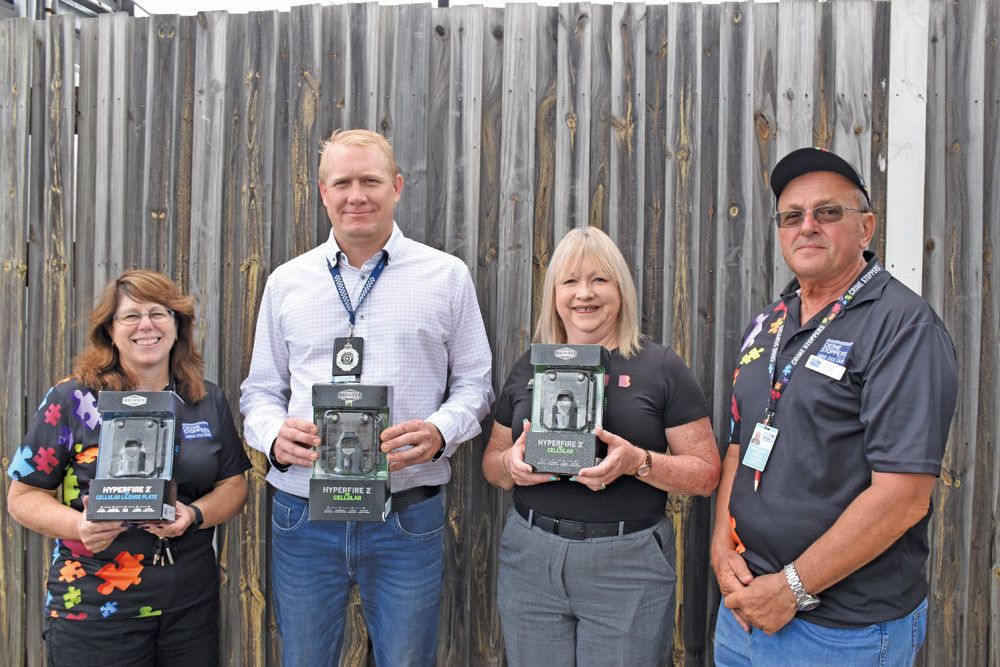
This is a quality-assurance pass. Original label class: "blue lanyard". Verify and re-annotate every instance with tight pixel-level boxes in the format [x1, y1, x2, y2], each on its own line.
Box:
[763, 262, 882, 423]
[326, 253, 387, 336]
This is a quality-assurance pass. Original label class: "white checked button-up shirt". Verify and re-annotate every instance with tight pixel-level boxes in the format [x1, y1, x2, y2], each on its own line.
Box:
[240, 224, 494, 496]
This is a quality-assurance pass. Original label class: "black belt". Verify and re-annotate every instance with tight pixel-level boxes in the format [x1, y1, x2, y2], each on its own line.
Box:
[391, 485, 440, 515]
[514, 502, 658, 540]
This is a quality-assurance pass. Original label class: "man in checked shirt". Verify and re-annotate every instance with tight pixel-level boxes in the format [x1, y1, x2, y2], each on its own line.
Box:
[241, 129, 493, 667]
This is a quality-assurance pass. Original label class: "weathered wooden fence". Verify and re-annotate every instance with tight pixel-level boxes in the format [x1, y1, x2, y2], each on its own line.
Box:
[0, 0, 997, 664]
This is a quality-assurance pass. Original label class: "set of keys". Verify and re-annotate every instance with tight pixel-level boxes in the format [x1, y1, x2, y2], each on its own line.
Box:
[152, 536, 174, 566]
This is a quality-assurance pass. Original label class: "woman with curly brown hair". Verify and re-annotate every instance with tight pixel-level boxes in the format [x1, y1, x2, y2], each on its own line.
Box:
[7, 269, 250, 666]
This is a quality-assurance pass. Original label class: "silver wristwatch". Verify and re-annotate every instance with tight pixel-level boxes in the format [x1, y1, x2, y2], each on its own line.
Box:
[783, 562, 820, 612]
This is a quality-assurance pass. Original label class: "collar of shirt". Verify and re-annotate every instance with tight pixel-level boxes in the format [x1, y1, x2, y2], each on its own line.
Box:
[324, 223, 404, 270]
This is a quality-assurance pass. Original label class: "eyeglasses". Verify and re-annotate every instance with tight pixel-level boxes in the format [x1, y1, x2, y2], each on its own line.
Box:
[113, 309, 175, 326]
[772, 204, 867, 229]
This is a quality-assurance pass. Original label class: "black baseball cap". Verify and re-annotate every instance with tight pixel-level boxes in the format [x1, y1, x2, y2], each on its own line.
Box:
[770, 147, 871, 206]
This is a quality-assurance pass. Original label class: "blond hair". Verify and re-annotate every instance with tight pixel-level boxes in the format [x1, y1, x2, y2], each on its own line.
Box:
[318, 129, 399, 183]
[534, 227, 641, 358]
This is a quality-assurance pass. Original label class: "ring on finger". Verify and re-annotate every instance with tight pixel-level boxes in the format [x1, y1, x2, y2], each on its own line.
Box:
[418, 444, 426, 456]
[600, 482, 606, 490]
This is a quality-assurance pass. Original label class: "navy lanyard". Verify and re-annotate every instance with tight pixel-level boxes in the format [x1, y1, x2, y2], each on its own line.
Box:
[326, 253, 387, 336]
[763, 262, 882, 424]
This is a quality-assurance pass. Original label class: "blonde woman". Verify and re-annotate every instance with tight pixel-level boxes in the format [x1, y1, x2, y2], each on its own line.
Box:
[483, 227, 721, 665]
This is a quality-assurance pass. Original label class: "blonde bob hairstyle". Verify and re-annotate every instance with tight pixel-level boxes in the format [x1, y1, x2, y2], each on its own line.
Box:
[73, 270, 206, 404]
[318, 129, 400, 184]
[534, 226, 641, 358]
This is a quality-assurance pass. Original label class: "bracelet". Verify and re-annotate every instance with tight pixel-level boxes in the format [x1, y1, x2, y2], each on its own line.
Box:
[501, 449, 514, 479]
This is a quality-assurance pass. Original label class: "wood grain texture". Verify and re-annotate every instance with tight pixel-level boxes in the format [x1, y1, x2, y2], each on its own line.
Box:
[0, 18, 31, 665]
[0, 3, 997, 664]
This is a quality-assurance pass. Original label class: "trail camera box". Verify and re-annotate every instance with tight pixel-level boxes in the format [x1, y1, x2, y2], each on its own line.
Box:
[87, 391, 182, 522]
[524, 344, 606, 476]
[309, 383, 392, 521]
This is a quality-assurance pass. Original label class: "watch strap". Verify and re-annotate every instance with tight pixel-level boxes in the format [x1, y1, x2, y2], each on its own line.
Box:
[783, 562, 820, 611]
[185, 504, 204, 534]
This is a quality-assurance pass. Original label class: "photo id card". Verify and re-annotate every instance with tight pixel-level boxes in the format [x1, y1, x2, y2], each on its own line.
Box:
[742, 422, 779, 472]
[332, 337, 364, 378]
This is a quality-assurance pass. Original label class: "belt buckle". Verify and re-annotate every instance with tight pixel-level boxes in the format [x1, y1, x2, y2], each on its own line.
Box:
[557, 519, 587, 540]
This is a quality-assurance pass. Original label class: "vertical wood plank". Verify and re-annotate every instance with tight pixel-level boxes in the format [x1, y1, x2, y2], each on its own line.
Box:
[141, 14, 183, 273]
[0, 17, 32, 665]
[588, 3, 612, 231]
[831, 0, 873, 188]
[285, 4, 322, 261]
[869, 0, 891, 261]
[218, 10, 278, 667]
[472, 11, 507, 663]
[190, 10, 228, 383]
[380, 3, 430, 246]
[661, 1, 700, 360]
[771, 0, 816, 289]
[705, 3, 758, 660]
[554, 2, 592, 240]
[532, 6, 558, 329]
[442, 4, 484, 265]
[982, 4, 1000, 663]
[24, 17, 77, 666]
[642, 4, 667, 345]
[927, 2, 986, 664]
[426, 7, 452, 254]
[124, 16, 149, 267]
[74, 16, 98, 343]
[607, 1, 645, 272]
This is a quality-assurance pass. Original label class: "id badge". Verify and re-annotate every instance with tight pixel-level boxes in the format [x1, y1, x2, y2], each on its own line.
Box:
[332, 337, 364, 378]
[742, 422, 778, 472]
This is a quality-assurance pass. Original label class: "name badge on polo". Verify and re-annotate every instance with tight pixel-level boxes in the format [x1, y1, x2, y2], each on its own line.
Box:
[805, 339, 852, 381]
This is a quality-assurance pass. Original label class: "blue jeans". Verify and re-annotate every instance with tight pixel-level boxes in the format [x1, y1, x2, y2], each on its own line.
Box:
[714, 598, 928, 666]
[270, 489, 445, 667]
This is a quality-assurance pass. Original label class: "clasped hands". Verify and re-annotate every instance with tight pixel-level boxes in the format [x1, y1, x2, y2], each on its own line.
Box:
[712, 542, 798, 635]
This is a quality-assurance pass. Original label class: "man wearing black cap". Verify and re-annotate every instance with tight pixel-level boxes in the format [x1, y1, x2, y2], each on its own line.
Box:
[711, 147, 958, 664]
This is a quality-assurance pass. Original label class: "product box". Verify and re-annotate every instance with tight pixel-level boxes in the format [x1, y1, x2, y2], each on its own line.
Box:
[86, 391, 182, 522]
[524, 344, 605, 475]
[309, 383, 392, 521]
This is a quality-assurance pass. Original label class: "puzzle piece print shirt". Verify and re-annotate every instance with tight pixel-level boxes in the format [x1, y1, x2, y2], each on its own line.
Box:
[8, 377, 251, 621]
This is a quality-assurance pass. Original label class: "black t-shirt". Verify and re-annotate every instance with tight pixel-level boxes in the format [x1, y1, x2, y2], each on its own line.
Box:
[8, 378, 251, 621]
[728, 254, 958, 627]
[494, 342, 709, 522]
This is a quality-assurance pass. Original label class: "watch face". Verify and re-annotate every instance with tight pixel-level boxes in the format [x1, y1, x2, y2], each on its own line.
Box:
[798, 598, 821, 612]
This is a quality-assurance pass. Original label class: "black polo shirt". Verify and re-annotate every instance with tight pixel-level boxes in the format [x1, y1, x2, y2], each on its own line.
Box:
[727, 252, 957, 628]
[495, 341, 710, 522]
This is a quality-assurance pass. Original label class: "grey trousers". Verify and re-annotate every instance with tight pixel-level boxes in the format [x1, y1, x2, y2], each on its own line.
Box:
[497, 506, 678, 667]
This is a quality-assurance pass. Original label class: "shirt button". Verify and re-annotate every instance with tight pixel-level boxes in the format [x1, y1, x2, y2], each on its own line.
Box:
[361, 275, 366, 279]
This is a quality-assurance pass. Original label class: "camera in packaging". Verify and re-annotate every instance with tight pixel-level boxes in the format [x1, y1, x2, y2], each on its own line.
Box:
[86, 391, 182, 522]
[309, 383, 392, 521]
[524, 344, 605, 475]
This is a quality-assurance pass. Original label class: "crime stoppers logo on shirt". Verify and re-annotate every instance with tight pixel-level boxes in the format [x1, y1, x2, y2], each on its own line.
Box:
[554, 347, 577, 361]
[122, 394, 147, 407]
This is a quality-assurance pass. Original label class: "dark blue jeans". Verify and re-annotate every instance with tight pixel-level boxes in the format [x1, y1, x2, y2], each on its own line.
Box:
[270, 489, 445, 667]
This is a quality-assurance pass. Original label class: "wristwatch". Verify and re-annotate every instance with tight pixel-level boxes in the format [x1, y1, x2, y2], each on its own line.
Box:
[634, 449, 653, 477]
[783, 562, 820, 612]
[185, 504, 204, 534]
